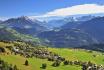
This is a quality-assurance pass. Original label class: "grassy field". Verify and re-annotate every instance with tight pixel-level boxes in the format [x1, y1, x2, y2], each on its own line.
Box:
[0, 42, 104, 70]
[0, 54, 81, 70]
[48, 48, 104, 65]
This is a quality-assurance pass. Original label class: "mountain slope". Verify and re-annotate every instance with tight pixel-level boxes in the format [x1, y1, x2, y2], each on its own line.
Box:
[0, 16, 46, 36]
[61, 21, 82, 30]
[46, 15, 95, 30]
[0, 20, 2, 23]
[46, 19, 70, 29]
[77, 17, 104, 43]
[38, 28, 97, 47]
[0, 25, 41, 46]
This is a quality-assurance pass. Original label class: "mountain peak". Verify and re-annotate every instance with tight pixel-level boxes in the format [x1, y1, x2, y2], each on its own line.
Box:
[18, 16, 30, 20]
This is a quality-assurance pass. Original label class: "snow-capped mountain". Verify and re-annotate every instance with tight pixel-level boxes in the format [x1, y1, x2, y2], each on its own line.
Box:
[44, 15, 95, 29]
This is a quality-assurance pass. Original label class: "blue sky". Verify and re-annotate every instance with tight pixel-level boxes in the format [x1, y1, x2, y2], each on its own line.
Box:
[0, 0, 104, 19]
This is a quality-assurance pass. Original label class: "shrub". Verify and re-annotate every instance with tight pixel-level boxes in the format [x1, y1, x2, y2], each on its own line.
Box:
[52, 61, 61, 67]
[24, 60, 29, 66]
[0, 47, 5, 52]
[0, 59, 19, 70]
[63, 60, 69, 65]
[13, 65, 18, 70]
[41, 63, 47, 69]
[48, 57, 54, 61]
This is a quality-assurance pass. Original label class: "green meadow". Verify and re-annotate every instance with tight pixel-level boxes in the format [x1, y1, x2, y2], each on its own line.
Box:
[0, 47, 104, 70]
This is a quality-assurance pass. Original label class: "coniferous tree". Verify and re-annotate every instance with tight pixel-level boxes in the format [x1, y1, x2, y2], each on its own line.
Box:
[13, 65, 18, 70]
[63, 60, 69, 65]
[25, 60, 29, 66]
[41, 63, 47, 69]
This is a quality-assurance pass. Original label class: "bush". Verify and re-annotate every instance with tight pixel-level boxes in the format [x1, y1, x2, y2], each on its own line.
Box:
[58, 57, 65, 61]
[41, 63, 47, 69]
[63, 60, 69, 65]
[0, 59, 19, 70]
[52, 61, 61, 67]
[48, 57, 54, 61]
[13, 65, 18, 70]
[82, 64, 88, 70]
[24, 60, 29, 66]
[0, 47, 5, 52]
[88, 61, 93, 66]
[69, 61, 74, 65]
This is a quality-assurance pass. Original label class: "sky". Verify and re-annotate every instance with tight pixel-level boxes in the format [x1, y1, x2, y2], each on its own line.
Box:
[0, 0, 104, 20]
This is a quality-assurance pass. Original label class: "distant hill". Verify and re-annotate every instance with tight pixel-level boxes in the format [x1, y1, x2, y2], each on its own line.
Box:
[77, 17, 104, 43]
[46, 18, 71, 29]
[45, 15, 95, 29]
[77, 44, 104, 52]
[60, 21, 82, 30]
[38, 28, 97, 47]
[37, 16, 99, 47]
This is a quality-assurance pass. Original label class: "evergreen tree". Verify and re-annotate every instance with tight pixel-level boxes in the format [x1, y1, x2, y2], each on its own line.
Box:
[52, 61, 61, 67]
[25, 60, 29, 66]
[13, 65, 18, 70]
[63, 60, 69, 65]
[41, 63, 47, 69]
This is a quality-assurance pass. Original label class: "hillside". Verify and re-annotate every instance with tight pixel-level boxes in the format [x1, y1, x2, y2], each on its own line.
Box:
[77, 17, 104, 43]
[38, 28, 97, 47]
[0, 16, 46, 36]
[0, 20, 2, 23]
[38, 16, 104, 48]
[0, 25, 41, 46]
[45, 15, 94, 29]
[0, 41, 104, 70]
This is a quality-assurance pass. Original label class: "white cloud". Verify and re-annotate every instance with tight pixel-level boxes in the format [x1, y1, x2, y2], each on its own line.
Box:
[32, 4, 104, 18]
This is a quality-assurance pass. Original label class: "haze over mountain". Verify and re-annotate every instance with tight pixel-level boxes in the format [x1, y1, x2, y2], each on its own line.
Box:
[60, 15, 95, 29]
[44, 15, 95, 29]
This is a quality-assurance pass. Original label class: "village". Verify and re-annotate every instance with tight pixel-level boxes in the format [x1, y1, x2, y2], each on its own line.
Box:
[0, 40, 104, 70]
